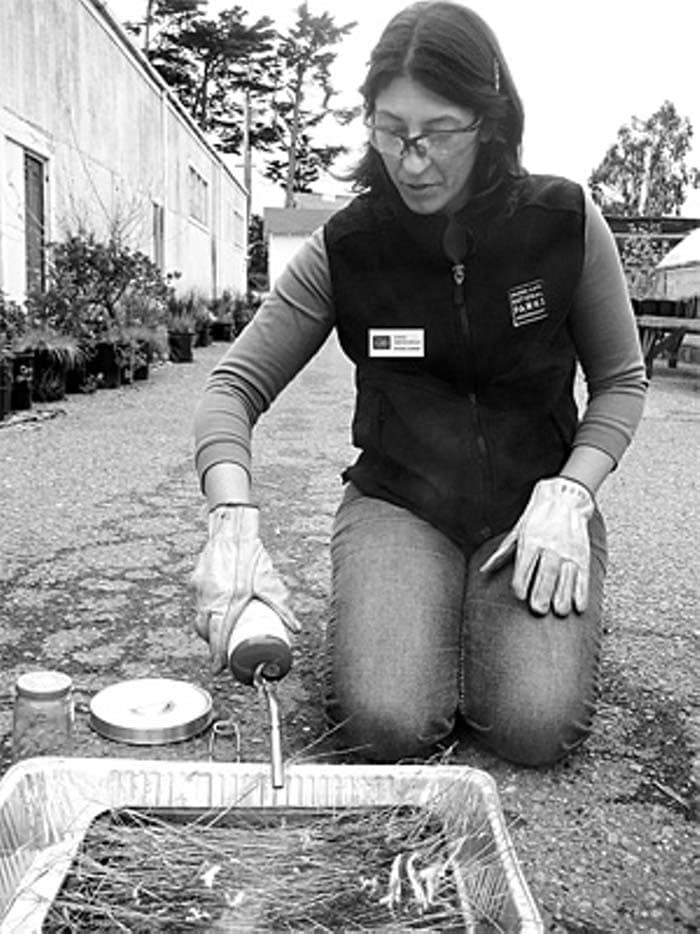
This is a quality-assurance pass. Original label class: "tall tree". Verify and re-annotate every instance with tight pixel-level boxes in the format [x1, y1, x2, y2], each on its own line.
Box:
[128, 3, 278, 156]
[125, 2, 359, 207]
[589, 101, 700, 216]
[265, 4, 359, 207]
[124, 0, 204, 57]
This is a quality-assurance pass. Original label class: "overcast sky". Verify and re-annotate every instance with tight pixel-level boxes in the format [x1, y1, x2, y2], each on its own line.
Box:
[107, 0, 700, 215]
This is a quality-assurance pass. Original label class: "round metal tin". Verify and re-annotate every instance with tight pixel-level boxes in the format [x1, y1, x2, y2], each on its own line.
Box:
[89, 678, 213, 745]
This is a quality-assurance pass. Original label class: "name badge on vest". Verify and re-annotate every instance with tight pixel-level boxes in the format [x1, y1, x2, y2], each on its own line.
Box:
[368, 328, 425, 358]
[508, 279, 548, 327]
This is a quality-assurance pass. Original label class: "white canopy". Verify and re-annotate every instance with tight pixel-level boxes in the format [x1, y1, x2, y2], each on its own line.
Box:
[657, 227, 700, 270]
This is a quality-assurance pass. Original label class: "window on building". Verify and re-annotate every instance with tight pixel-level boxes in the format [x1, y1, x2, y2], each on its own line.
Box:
[188, 166, 208, 227]
[24, 152, 46, 293]
[153, 202, 164, 269]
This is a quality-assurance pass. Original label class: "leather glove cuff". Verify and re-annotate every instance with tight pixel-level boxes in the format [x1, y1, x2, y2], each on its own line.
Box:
[537, 476, 595, 518]
[207, 503, 260, 542]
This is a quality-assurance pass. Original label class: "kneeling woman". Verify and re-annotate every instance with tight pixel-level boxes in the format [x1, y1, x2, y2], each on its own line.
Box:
[191, 1, 647, 766]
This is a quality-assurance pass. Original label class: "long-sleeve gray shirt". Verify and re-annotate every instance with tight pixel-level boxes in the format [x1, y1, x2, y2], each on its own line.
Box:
[194, 191, 647, 487]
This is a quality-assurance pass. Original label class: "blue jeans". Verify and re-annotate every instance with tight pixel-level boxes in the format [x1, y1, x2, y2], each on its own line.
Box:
[325, 483, 607, 766]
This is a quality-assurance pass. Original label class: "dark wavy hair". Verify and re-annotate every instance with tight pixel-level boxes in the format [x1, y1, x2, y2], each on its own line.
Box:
[350, 1, 525, 213]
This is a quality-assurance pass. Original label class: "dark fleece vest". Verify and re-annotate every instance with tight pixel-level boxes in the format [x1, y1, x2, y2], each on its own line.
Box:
[324, 173, 586, 550]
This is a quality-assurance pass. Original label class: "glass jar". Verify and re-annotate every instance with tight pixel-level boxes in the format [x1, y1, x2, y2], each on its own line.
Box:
[12, 670, 74, 760]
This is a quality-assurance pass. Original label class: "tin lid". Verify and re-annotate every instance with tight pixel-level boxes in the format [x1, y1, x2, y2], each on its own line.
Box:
[16, 671, 73, 700]
[89, 678, 213, 745]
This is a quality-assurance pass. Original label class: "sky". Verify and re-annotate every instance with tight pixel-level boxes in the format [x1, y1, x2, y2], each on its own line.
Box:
[106, 0, 700, 215]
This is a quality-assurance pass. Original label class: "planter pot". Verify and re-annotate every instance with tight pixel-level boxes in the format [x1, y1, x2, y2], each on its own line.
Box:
[168, 330, 193, 363]
[0, 354, 12, 421]
[66, 343, 98, 394]
[88, 341, 121, 389]
[133, 340, 151, 381]
[195, 323, 212, 347]
[211, 321, 233, 342]
[65, 355, 90, 394]
[133, 360, 150, 380]
[10, 351, 34, 411]
[32, 350, 67, 403]
[118, 341, 135, 385]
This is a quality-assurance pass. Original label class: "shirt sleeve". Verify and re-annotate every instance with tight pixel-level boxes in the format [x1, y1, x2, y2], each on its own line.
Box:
[194, 227, 335, 487]
[569, 191, 648, 463]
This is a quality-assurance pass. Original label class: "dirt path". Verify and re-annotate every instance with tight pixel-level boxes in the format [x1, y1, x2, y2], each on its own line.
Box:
[0, 337, 697, 932]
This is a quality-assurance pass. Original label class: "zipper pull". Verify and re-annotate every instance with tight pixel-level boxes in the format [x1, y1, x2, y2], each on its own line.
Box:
[452, 263, 466, 308]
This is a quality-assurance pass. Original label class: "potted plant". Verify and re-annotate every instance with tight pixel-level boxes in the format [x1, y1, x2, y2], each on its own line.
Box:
[166, 295, 195, 363]
[0, 350, 12, 421]
[0, 293, 29, 412]
[192, 292, 214, 347]
[34, 229, 177, 390]
[10, 349, 34, 410]
[233, 291, 256, 336]
[14, 326, 84, 403]
[125, 323, 168, 380]
[210, 290, 235, 342]
[86, 335, 121, 388]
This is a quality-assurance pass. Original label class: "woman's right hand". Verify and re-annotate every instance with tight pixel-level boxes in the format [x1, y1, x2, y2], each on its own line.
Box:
[190, 504, 299, 674]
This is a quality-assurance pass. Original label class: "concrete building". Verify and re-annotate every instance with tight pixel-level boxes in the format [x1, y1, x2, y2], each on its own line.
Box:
[0, 0, 247, 303]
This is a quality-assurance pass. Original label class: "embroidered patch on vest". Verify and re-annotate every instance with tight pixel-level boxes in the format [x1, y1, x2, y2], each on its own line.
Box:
[508, 279, 548, 327]
[368, 328, 425, 357]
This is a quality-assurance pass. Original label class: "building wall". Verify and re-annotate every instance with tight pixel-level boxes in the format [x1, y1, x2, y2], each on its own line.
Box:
[655, 266, 700, 300]
[268, 235, 307, 288]
[0, 0, 247, 302]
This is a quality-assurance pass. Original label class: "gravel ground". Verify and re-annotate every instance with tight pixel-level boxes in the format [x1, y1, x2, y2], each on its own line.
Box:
[0, 338, 697, 933]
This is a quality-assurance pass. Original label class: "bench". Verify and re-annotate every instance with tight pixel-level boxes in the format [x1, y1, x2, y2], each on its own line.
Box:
[632, 298, 700, 376]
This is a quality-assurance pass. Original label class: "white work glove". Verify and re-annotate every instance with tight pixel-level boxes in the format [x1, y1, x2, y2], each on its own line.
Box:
[480, 477, 595, 616]
[191, 504, 299, 674]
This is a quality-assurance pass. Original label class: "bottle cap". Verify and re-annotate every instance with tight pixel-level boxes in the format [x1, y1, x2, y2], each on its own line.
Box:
[15, 670, 73, 700]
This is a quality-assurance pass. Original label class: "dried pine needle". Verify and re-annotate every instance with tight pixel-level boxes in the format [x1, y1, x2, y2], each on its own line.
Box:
[42, 800, 509, 932]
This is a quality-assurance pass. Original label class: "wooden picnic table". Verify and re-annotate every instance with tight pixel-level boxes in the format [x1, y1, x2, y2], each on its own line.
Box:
[632, 298, 700, 376]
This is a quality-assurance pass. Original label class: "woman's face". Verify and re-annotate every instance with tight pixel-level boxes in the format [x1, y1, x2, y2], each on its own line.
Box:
[371, 75, 482, 215]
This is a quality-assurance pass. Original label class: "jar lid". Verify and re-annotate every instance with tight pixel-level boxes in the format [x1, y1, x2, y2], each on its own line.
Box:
[15, 670, 73, 700]
[89, 678, 213, 745]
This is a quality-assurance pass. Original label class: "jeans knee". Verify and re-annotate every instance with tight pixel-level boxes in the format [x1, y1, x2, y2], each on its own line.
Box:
[326, 693, 453, 763]
[467, 703, 595, 766]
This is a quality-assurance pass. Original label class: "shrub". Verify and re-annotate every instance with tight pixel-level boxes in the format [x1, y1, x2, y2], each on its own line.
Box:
[0, 293, 27, 348]
[210, 290, 236, 323]
[27, 232, 176, 342]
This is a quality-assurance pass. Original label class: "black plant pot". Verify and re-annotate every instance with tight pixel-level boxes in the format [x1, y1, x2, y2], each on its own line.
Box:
[195, 323, 212, 347]
[10, 350, 34, 411]
[32, 350, 67, 403]
[168, 331, 193, 363]
[118, 341, 135, 385]
[0, 354, 13, 421]
[133, 340, 151, 380]
[65, 354, 89, 393]
[89, 341, 121, 389]
[211, 321, 233, 342]
[133, 360, 150, 380]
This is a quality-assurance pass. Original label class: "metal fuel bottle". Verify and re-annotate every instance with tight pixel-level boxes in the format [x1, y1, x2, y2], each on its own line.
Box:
[226, 599, 292, 686]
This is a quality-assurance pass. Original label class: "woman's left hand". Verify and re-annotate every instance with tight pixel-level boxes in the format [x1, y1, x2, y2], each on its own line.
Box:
[480, 477, 595, 616]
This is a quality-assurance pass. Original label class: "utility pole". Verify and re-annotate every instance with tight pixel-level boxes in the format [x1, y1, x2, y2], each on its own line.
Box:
[143, 0, 155, 52]
[243, 88, 252, 226]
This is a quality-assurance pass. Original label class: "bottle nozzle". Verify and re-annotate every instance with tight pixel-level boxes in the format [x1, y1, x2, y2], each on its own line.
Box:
[227, 600, 292, 686]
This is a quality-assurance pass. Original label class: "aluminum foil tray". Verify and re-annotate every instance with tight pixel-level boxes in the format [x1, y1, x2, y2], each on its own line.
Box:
[0, 757, 542, 932]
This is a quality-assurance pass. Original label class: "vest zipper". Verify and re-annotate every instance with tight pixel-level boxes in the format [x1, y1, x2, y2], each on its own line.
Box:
[451, 262, 473, 388]
[451, 262, 493, 539]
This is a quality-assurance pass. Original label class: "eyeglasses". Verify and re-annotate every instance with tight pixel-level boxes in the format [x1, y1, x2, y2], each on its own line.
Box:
[367, 117, 481, 160]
